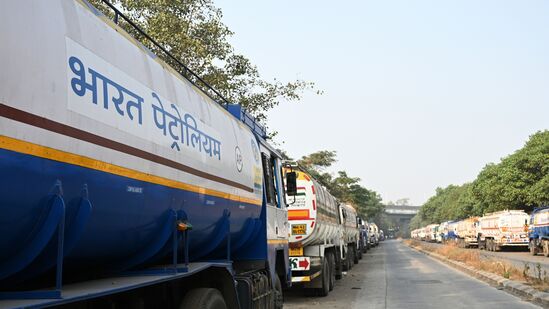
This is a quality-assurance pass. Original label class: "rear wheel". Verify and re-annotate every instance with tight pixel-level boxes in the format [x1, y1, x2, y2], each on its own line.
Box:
[327, 252, 335, 291]
[180, 288, 227, 309]
[530, 240, 538, 256]
[353, 246, 359, 264]
[273, 275, 283, 309]
[315, 256, 330, 297]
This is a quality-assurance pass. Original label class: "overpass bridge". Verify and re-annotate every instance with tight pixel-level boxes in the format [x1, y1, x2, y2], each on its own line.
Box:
[383, 205, 420, 237]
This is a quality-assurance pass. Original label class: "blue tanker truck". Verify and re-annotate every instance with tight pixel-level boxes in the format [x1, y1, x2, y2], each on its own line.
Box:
[0, 0, 296, 308]
[528, 206, 549, 257]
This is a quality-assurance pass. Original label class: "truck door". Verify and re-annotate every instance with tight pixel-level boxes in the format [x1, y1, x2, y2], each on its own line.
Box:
[259, 148, 287, 240]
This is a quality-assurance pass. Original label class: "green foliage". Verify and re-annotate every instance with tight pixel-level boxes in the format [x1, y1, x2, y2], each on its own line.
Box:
[471, 130, 549, 213]
[412, 130, 549, 229]
[296, 151, 384, 218]
[88, 0, 318, 122]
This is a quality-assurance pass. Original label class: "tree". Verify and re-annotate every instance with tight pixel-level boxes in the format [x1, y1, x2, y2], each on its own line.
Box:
[472, 130, 549, 214]
[88, 0, 318, 122]
[412, 130, 549, 231]
[395, 198, 411, 206]
[296, 150, 385, 218]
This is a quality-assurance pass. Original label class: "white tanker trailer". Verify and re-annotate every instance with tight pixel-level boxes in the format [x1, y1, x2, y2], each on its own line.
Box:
[284, 167, 359, 296]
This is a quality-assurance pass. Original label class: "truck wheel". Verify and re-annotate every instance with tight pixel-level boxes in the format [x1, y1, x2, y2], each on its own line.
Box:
[274, 275, 283, 309]
[530, 240, 538, 256]
[335, 250, 343, 280]
[180, 288, 227, 309]
[316, 256, 330, 297]
[353, 247, 359, 264]
[327, 252, 335, 291]
[543, 240, 549, 257]
[342, 251, 350, 272]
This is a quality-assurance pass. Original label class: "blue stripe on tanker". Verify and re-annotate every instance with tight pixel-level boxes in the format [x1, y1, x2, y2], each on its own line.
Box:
[0, 148, 266, 283]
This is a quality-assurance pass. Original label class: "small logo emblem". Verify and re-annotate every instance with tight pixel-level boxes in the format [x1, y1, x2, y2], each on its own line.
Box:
[235, 146, 243, 172]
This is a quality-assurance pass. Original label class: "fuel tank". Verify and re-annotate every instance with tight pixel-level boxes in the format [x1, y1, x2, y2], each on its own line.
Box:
[284, 168, 342, 247]
[0, 0, 265, 284]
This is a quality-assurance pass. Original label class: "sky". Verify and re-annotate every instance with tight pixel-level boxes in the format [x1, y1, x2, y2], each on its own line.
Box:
[216, 0, 549, 206]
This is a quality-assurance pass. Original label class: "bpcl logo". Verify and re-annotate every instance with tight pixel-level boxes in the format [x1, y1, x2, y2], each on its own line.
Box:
[235, 146, 243, 172]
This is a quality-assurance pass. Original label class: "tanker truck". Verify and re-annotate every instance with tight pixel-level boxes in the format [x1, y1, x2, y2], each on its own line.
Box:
[358, 217, 370, 253]
[528, 207, 549, 256]
[284, 168, 358, 296]
[340, 204, 361, 266]
[369, 223, 380, 246]
[477, 210, 529, 251]
[424, 224, 440, 242]
[0, 1, 296, 308]
[456, 217, 480, 248]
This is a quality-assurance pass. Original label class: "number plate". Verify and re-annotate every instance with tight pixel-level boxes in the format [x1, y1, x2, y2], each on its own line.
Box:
[289, 247, 303, 256]
[292, 224, 306, 235]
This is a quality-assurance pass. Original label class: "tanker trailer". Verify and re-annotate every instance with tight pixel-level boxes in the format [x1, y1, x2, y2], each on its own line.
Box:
[284, 167, 348, 297]
[0, 1, 296, 308]
[340, 204, 360, 266]
[528, 207, 549, 256]
[477, 210, 529, 251]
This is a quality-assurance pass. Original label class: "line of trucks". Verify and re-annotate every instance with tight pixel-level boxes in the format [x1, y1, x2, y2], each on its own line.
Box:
[411, 207, 549, 256]
[0, 1, 383, 308]
[284, 167, 382, 296]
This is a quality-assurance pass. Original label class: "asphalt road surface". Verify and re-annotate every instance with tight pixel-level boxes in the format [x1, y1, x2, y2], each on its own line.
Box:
[284, 240, 539, 309]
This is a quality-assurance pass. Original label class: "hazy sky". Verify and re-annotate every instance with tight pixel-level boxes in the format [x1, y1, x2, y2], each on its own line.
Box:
[216, 0, 549, 205]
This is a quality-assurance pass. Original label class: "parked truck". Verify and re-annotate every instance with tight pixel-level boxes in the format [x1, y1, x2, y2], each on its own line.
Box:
[0, 1, 295, 308]
[528, 207, 549, 256]
[424, 224, 440, 242]
[369, 223, 380, 246]
[477, 210, 529, 251]
[284, 168, 357, 296]
[358, 218, 370, 253]
[456, 217, 480, 248]
[439, 221, 458, 243]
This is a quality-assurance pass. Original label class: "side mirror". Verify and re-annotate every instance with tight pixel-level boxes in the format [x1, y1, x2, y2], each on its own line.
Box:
[286, 171, 297, 196]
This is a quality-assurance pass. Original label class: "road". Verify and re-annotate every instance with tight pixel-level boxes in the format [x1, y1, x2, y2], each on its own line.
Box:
[284, 240, 539, 309]
[418, 241, 549, 278]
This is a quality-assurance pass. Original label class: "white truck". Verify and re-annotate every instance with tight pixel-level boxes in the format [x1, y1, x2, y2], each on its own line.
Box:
[285, 168, 358, 296]
[477, 210, 529, 251]
[456, 217, 480, 248]
[369, 223, 380, 246]
[424, 224, 440, 242]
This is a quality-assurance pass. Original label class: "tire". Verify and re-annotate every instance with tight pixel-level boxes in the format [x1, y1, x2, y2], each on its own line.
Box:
[273, 275, 283, 309]
[353, 246, 359, 264]
[335, 250, 343, 280]
[315, 256, 330, 297]
[327, 252, 335, 291]
[543, 240, 549, 257]
[530, 240, 538, 256]
[180, 288, 227, 309]
[342, 249, 350, 271]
